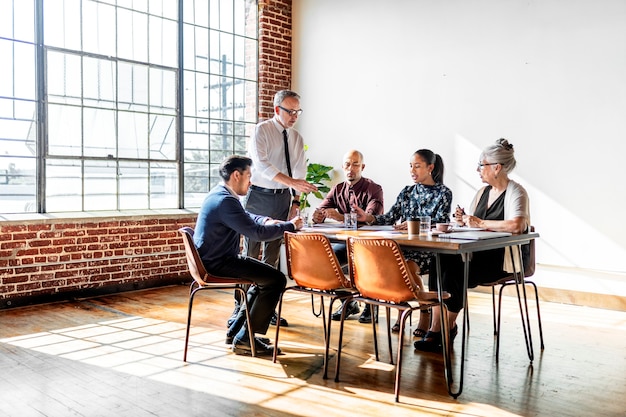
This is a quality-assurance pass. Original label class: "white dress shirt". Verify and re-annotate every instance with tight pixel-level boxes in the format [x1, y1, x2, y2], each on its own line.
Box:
[248, 117, 307, 190]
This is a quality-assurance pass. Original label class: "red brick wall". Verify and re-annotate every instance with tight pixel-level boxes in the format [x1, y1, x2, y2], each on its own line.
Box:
[258, 0, 293, 120]
[0, 214, 196, 308]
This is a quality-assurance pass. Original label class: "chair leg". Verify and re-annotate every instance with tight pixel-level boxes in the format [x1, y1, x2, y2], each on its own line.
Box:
[371, 304, 380, 361]
[183, 283, 200, 362]
[394, 308, 411, 402]
[236, 287, 256, 357]
[334, 297, 350, 382]
[322, 296, 338, 380]
[273, 292, 286, 363]
[491, 287, 498, 336]
[527, 280, 545, 350]
[311, 294, 322, 317]
[385, 306, 394, 364]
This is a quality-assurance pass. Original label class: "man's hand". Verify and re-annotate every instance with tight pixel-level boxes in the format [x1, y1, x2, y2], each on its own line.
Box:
[289, 216, 304, 230]
[290, 178, 318, 194]
[288, 205, 299, 220]
[322, 208, 343, 222]
[312, 208, 326, 224]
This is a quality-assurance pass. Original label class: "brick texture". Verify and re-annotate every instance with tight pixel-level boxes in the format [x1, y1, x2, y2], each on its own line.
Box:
[258, 0, 293, 120]
[0, 214, 196, 308]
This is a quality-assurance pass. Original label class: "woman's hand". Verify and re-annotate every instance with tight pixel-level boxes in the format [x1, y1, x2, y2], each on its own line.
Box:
[454, 206, 465, 225]
[462, 214, 483, 228]
[393, 221, 408, 231]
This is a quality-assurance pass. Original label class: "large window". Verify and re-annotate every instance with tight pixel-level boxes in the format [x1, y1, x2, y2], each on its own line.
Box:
[0, 0, 258, 213]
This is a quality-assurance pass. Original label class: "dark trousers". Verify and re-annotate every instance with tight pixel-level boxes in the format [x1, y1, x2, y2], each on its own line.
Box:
[331, 242, 349, 274]
[209, 255, 286, 337]
[428, 249, 507, 313]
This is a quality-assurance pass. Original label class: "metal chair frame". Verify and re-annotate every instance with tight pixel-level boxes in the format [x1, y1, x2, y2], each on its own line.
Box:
[345, 237, 449, 402]
[273, 232, 357, 380]
[479, 228, 544, 361]
[178, 227, 256, 360]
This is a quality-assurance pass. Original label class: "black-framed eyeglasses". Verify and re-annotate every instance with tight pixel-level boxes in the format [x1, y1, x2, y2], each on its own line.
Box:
[278, 105, 303, 116]
[477, 162, 500, 168]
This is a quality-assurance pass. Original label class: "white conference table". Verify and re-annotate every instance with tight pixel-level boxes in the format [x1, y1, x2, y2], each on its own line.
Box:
[300, 224, 540, 398]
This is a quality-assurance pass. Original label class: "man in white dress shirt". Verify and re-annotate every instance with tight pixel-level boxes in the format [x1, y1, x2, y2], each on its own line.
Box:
[230, 90, 317, 328]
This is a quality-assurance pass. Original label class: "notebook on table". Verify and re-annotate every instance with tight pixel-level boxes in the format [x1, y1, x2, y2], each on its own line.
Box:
[440, 231, 512, 240]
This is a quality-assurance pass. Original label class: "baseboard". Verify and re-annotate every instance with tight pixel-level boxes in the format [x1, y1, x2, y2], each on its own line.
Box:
[471, 285, 626, 312]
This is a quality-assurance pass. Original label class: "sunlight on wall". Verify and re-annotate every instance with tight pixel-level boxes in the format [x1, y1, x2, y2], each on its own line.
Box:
[452, 135, 626, 272]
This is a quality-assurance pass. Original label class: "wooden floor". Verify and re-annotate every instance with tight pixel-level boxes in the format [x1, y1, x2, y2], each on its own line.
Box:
[1, 284, 625, 417]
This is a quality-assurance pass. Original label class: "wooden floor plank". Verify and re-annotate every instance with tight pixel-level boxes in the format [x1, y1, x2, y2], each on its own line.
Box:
[1, 284, 625, 417]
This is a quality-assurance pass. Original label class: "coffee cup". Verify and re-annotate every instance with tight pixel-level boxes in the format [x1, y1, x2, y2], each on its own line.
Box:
[436, 222, 451, 232]
[407, 219, 420, 237]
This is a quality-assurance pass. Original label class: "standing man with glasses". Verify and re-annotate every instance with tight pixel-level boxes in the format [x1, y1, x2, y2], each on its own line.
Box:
[229, 90, 317, 329]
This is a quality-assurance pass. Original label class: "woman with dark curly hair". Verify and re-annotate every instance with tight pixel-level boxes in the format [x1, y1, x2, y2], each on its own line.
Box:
[354, 148, 452, 332]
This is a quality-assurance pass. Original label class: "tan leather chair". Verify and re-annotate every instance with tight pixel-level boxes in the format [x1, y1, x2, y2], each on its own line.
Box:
[178, 227, 256, 359]
[479, 226, 544, 361]
[346, 236, 450, 402]
[273, 232, 357, 379]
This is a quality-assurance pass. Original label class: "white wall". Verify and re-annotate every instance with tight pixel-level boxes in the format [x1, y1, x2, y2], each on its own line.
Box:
[291, 0, 626, 273]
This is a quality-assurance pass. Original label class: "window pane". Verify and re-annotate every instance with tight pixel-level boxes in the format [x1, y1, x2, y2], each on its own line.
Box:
[13, 42, 36, 100]
[11, 0, 35, 42]
[83, 57, 116, 109]
[84, 160, 117, 211]
[149, 114, 176, 160]
[119, 161, 149, 209]
[47, 52, 82, 105]
[44, 0, 81, 50]
[48, 104, 82, 156]
[149, 15, 177, 67]
[118, 111, 148, 159]
[117, 8, 148, 62]
[46, 159, 83, 212]
[82, 1, 116, 55]
[83, 107, 116, 157]
[118, 62, 149, 112]
[149, 162, 177, 208]
[149, 67, 176, 114]
[0, 152, 36, 213]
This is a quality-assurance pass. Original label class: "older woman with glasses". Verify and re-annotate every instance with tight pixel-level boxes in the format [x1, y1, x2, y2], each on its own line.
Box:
[414, 138, 531, 352]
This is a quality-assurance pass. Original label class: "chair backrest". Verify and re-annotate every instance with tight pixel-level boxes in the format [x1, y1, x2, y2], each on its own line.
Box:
[178, 226, 211, 286]
[521, 226, 536, 277]
[284, 232, 351, 290]
[347, 237, 422, 304]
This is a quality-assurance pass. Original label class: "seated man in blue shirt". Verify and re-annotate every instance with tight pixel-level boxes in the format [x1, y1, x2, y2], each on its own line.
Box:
[194, 155, 303, 356]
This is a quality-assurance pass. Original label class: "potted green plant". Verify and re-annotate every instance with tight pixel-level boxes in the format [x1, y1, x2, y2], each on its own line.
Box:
[300, 162, 333, 210]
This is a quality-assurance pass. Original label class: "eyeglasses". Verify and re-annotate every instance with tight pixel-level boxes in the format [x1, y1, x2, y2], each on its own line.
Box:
[278, 106, 303, 117]
[477, 162, 500, 169]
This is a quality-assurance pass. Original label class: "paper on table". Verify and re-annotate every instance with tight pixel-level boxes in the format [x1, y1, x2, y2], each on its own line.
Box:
[357, 225, 395, 231]
[440, 231, 512, 240]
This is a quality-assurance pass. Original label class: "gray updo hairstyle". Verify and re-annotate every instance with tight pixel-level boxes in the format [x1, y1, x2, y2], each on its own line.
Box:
[480, 138, 516, 174]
